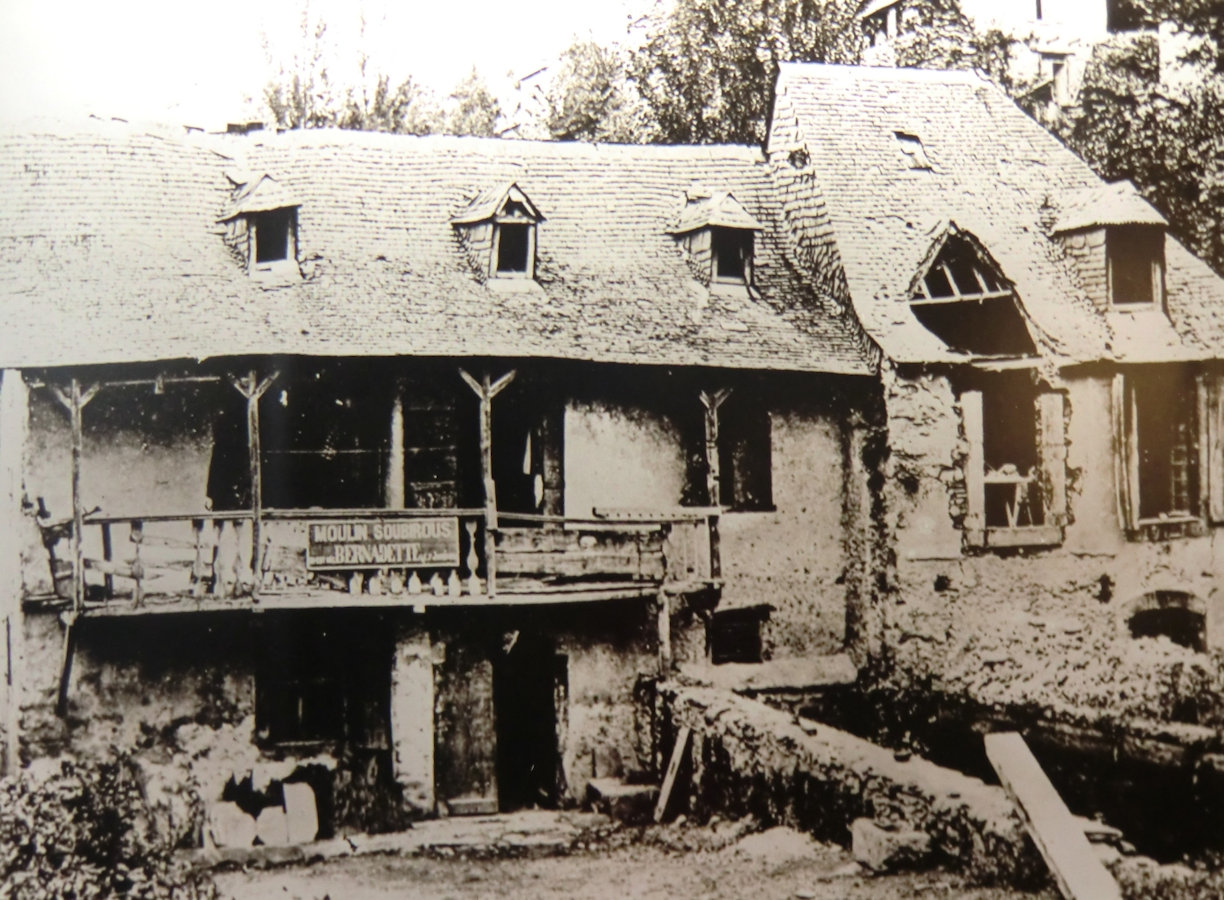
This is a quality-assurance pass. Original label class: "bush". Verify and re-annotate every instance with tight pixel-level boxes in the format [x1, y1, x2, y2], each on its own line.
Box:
[0, 753, 217, 899]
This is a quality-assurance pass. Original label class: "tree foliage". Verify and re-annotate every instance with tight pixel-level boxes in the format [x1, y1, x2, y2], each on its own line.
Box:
[1066, 4, 1224, 274]
[445, 68, 504, 137]
[629, 0, 865, 145]
[543, 40, 650, 142]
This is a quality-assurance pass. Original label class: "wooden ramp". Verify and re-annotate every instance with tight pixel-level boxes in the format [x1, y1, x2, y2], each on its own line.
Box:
[984, 731, 1122, 900]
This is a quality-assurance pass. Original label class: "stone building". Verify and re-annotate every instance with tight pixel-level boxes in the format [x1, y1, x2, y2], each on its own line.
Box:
[768, 63, 1224, 731]
[4, 60, 1224, 847]
[0, 116, 878, 839]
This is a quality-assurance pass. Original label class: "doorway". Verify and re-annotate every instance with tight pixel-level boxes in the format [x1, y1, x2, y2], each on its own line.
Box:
[492, 630, 565, 811]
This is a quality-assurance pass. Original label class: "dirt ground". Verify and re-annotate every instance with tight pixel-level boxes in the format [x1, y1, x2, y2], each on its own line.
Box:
[214, 824, 1054, 900]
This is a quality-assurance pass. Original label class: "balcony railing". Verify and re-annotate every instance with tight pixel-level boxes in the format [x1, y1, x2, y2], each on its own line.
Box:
[34, 506, 719, 614]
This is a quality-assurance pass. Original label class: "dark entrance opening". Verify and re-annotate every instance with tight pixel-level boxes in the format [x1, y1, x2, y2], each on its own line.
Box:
[492, 631, 563, 811]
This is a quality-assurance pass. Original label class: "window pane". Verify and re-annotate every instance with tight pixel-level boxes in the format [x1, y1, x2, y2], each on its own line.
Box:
[254, 208, 292, 263]
[1109, 227, 1162, 304]
[1133, 366, 1197, 519]
[496, 224, 531, 273]
[712, 228, 751, 282]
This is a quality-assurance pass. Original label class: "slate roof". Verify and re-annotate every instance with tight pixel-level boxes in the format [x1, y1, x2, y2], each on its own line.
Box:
[772, 63, 1224, 365]
[0, 120, 872, 375]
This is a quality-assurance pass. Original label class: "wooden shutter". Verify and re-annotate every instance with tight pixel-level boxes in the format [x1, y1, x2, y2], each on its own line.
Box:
[1111, 373, 1138, 531]
[1039, 392, 1068, 528]
[961, 390, 985, 546]
[1200, 372, 1224, 524]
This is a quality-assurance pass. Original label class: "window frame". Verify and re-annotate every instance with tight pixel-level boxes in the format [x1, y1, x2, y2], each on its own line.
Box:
[1113, 368, 1210, 541]
[491, 220, 536, 280]
[709, 226, 754, 286]
[1107, 226, 1165, 307]
[716, 392, 773, 512]
[249, 207, 297, 272]
[961, 384, 1067, 549]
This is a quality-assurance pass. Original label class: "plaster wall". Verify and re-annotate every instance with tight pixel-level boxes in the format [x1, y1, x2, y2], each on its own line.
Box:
[562, 398, 686, 518]
[878, 365, 1224, 727]
[720, 409, 849, 656]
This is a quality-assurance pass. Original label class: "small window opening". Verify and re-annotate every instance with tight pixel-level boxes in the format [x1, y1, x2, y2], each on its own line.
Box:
[1128, 592, 1206, 652]
[982, 375, 1044, 529]
[1133, 368, 1197, 520]
[1108, 226, 1164, 306]
[253, 208, 294, 264]
[711, 227, 753, 283]
[496, 223, 531, 275]
[256, 612, 391, 745]
[895, 132, 932, 171]
[718, 395, 772, 510]
[710, 607, 768, 664]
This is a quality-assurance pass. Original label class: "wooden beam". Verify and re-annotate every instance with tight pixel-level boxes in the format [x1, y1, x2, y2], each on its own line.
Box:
[1, 370, 28, 770]
[985, 731, 1122, 900]
[50, 379, 99, 617]
[459, 368, 516, 599]
[654, 725, 691, 823]
[228, 371, 278, 594]
[386, 386, 405, 508]
[656, 592, 672, 676]
[55, 612, 76, 719]
[698, 389, 730, 577]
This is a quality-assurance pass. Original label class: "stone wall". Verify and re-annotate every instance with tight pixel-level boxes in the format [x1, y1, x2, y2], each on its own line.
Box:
[653, 682, 1039, 885]
[872, 362, 1224, 729]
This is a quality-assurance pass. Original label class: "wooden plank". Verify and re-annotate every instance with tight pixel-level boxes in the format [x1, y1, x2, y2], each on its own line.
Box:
[496, 550, 664, 579]
[961, 390, 986, 546]
[656, 592, 672, 676]
[1039, 392, 1067, 527]
[654, 725, 691, 823]
[984, 731, 1122, 900]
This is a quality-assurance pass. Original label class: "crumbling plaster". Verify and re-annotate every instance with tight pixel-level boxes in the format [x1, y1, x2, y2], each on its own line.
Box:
[872, 362, 1224, 727]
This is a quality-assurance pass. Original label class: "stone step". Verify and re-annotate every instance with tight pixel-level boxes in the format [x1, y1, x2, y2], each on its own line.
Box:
[585, 778, 659, 824]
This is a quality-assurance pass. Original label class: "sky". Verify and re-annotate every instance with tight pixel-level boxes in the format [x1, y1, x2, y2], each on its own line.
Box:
[0, 0, 648, 128]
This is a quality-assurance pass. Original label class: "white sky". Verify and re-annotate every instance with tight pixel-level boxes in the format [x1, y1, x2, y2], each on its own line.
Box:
[0, 0, 647, 128]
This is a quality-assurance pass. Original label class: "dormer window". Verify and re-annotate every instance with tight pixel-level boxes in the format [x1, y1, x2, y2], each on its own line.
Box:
[667, 190, 762, 289]
[452, 184, 544, 283]
[908, 227, 1036, 357]
[1052, 182, 1168, 311]
[1108, 225, 1164, 306]
[218, 172, 301, 279]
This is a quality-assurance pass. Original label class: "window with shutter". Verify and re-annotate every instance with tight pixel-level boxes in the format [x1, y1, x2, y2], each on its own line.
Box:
[960, 374, 1066, 549]
[1114, 366, 1207, 540]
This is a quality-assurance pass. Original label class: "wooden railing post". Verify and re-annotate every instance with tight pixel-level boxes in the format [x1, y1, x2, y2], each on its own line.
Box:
[49, 377, 99, 718]
[699, 389, 730, 580]
[100, 522, 114, 602]
[459, 367, 516, 599]
[228, 370, 278, 597]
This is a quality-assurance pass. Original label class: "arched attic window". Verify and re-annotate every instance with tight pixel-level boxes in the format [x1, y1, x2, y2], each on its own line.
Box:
[451, 183, 545, 281]
[909, 230, 1036, 357]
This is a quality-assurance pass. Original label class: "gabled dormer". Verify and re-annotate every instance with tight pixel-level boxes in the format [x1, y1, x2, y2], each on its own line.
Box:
[908, 224, 1036, 357]
[667, 189, 763, 288]
[451, 183, 544, 282]
[218, 173, 301, 280]
[1051, 181, 1168, 311]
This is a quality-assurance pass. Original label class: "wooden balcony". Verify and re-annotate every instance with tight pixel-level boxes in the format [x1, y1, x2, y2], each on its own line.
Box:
[32, 507, 719, 617]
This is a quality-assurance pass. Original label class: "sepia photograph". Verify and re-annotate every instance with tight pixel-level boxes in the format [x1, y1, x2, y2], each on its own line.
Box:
[1, 1, 1222, 897]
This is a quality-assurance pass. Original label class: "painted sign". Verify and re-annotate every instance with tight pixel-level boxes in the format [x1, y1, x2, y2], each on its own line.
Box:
[306, 517, 460, 570]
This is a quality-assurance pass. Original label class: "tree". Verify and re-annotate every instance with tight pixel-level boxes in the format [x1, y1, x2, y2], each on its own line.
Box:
[629, 0, 865, 145]
[445, 69, 504, 137]
[262, 10, 441, 135]
[543, 40, 651, 142]
[1065, 2, 1224, 274]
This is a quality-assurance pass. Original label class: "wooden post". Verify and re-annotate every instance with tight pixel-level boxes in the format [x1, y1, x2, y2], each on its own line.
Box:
[228, 371, 278, 595]
[1, 370, 29, 771]
[656, 591, 672, 676]
[699, 389, 730, 579]
[654, 725, 691, 823]
[386, 386, 405, 509]
[459, 368, 516, 599]
[99, 523, 114, 601]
